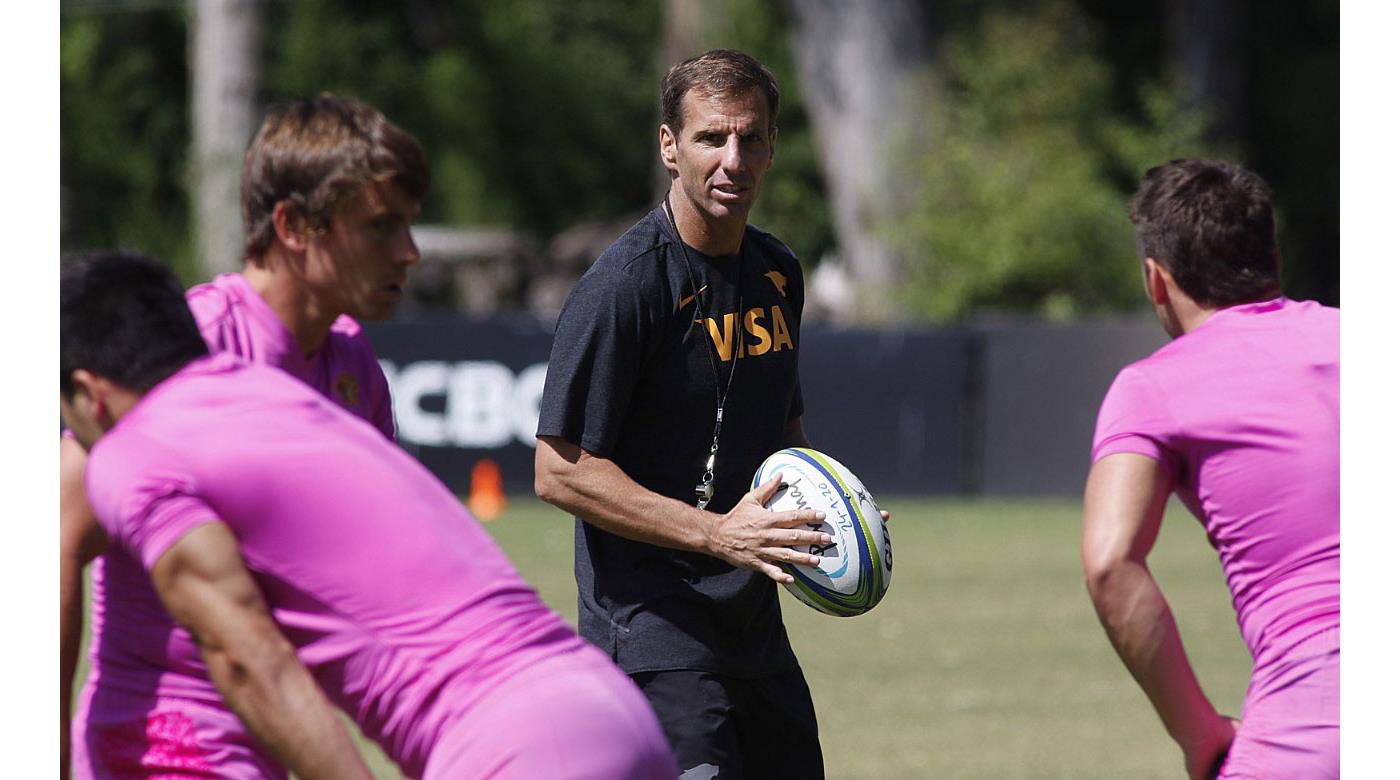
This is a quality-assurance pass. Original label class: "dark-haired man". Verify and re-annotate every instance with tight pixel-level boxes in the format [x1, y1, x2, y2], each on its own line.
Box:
[61, 95, 425, 778]
[535, 49, 853, 778]
[61, 250, 676, 780]
[1082, 159, 1339, 779]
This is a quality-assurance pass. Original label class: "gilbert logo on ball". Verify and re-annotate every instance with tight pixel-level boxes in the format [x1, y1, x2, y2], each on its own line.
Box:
[752, 448, 893, 616]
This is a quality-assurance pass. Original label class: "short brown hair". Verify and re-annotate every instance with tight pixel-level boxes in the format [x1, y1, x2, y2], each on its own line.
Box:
[241, 94, 429, 261]
[1129, 159, 1281, 307]
[661, 49, 780, 134]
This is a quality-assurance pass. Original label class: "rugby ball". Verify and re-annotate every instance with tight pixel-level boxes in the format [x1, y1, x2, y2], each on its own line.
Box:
[751, 448, 893, 617]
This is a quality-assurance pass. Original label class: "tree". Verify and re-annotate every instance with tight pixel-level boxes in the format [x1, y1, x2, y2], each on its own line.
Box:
[61, 5, 196, 281]
[887, 1, 1216, 322]
[190, 0, 261, 277]
[262, 0, 662, 236]
[786, 0, 936, 322]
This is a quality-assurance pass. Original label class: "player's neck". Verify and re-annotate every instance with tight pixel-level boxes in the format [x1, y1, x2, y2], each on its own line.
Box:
[666, 186, 746, 257]
[1176, 304, 1217, 335]
[241, 260, 336, 356]
[1160, 291, 1217, 338]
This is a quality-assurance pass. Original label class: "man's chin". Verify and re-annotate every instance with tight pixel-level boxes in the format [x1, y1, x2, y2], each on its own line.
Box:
[705, 199, 754, 222]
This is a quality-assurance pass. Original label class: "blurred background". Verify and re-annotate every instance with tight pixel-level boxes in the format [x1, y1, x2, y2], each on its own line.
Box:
[59, 3, 1339, 777]
[60, 0, 1337, 498]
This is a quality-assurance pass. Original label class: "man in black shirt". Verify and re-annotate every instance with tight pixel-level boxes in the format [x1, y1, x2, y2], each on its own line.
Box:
[536, 49, 835, 778]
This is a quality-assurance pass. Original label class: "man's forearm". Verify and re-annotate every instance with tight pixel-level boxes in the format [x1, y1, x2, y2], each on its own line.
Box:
[203, 631, 372, 780]
[1088, 559, 1220, 749]
[535, 438, 716, 554]
[153, 523, 372, 779]
[535, 436, 829, 584]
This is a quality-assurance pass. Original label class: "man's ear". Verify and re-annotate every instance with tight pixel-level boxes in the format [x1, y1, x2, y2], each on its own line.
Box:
[659, 124, 678, 173]
[1143, 258, 1172, 305]
[68, 369, 108, 423]
[271, 201, 314, 253]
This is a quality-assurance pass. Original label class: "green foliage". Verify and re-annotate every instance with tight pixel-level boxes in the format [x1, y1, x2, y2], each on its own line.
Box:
[888, 2, 1218, 322]
[60, 1, 664, 275]
[263, 1, 662, 234]
[60, 8, 197, 283]
[697, 1, 835, 268]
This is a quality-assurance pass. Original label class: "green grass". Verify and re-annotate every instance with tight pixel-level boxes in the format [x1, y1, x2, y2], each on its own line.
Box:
[77, 496, 1251, 779]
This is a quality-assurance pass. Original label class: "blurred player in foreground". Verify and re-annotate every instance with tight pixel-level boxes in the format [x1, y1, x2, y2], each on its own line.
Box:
[1082, 159, 1338, 779]
[60, 250, 677, 779]
[61, 95, 424, 777]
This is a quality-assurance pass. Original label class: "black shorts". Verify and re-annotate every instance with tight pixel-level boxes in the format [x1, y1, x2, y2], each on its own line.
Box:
[631, 668, 823, 779]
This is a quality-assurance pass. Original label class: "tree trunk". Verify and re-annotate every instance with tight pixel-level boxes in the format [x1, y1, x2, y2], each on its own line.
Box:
[786, 0, 934, 323]
[1168, 0, 1245, 141]
[190, 0, 261, 278]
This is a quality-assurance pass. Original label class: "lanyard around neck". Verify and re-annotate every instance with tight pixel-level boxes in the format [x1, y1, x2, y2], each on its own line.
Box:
[663, 193, 742, 510]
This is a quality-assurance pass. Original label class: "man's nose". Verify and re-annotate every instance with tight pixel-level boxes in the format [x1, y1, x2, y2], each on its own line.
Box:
[720, 135, 744, 172]
[399, 227, 421, 266]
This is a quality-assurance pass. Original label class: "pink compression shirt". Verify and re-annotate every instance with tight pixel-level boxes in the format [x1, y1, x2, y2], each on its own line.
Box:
[186, 272, 395, 438]
[79, 273, 394, 774]
[84, 355, 586, 777]
[1092, 297, 1339, 664]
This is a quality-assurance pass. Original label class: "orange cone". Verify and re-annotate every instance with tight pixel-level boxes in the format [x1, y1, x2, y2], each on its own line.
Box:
[467, 458, 507, 521]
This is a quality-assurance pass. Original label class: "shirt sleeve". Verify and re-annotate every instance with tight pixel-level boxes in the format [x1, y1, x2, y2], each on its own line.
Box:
[536, 262, 661, 458]
[85, 443, 221, 572]
[1091, 366, 1178, 470]
[186, 283, 247, 358]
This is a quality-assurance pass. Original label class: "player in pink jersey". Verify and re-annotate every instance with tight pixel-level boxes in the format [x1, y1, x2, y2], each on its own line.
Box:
[60, 252, 677, 779]
[1082, 159, 1339, 779]
[61, 95, 426, 778]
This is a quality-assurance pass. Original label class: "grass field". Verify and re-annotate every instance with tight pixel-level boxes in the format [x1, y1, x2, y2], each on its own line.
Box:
[77, 496, 1251, 779]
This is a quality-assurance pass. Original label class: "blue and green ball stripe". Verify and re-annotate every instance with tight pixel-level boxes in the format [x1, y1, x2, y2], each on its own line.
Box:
[755, 447, 887, 617]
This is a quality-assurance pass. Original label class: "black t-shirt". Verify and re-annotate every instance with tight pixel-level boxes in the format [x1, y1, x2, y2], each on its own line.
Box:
[537, 206, 806, 677]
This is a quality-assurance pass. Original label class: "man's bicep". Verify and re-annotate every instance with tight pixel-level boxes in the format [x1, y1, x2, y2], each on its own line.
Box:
[149, 522, 270, 644]
[1082, 453, 1174, 572]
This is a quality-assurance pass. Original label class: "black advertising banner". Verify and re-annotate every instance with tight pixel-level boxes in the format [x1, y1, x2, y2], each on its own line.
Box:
[797, 326, 974, 495]
[364, 316, 554, 496]
[363, 318, 975, 497]
[365, 316, 1164, 497]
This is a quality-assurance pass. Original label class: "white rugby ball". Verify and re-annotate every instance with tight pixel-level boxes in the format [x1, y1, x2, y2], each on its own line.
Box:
[752, 448, 893, 617]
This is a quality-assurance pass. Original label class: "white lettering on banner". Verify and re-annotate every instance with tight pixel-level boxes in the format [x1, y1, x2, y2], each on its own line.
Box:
[512, 363, 549, 447]
[447, 362, 514, 447]
[383, 360, 448, 445]
[379, 359, 547, 449]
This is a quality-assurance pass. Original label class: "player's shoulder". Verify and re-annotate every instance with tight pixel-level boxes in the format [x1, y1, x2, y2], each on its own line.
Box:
[84, 360, 227, 491]
[1290, 297, 1340, 326]
[593, 209, 671, 273]
[574, 210, 675, 297]
[744, 223, 803, 276]
[184, 273, 243, 328]
[1103, 360, 1161, 401]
